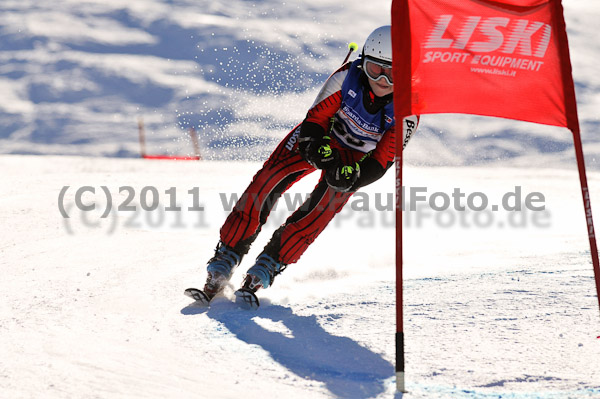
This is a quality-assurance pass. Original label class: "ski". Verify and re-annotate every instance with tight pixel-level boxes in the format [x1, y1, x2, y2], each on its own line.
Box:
[184, 287, 261, 310]
[234, 288, 260, 310]
[184, 288, 211, 306]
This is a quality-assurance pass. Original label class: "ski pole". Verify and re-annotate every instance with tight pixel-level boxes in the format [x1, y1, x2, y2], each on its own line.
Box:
[342, 42, 359, 64]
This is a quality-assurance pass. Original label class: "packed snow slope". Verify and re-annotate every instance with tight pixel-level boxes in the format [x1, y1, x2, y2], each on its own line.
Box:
[1, 155, 600, 398]
[0, 0, 599, 167]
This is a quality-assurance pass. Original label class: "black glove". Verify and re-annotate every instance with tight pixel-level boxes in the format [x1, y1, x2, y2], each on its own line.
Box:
[299, 135, 340, 169]
[325, 162, 360, 193]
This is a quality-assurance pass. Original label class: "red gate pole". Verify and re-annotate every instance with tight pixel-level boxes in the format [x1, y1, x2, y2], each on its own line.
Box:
[571, 128, 600, 315]
[395, 152, 405, 392]
[392, 0, 412, 391]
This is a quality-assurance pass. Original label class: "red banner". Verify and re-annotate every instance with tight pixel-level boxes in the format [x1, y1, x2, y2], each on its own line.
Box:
[392, 0, 579, 133]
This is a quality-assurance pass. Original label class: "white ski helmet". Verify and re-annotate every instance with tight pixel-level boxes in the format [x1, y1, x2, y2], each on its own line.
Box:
[362, 25, 392, 64]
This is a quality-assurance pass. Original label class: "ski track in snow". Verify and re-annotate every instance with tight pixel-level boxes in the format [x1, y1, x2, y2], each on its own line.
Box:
[1, 155, 599, 398]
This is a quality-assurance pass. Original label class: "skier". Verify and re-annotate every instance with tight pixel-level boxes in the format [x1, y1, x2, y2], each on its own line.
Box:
[187, 25, 419, 308]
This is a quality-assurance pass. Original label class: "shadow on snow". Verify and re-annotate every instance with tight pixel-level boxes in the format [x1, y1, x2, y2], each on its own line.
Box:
[182, 300, 394, 399]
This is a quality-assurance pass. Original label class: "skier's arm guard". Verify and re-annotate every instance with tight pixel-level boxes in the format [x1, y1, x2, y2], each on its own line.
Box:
[298, 121, 340, 169]
[299, 121, 326, 146]
[298, 121, 325, 162]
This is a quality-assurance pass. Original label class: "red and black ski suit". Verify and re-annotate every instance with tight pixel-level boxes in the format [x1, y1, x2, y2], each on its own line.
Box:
[219, 59, 418, 265]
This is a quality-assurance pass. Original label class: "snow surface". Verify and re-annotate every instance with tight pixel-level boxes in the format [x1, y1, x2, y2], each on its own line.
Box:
[2, 156, 600, 398]
[1, 0, 600, 398]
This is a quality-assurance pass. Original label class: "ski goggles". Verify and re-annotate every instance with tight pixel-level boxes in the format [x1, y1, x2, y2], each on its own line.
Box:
[363, 57, 393, 86]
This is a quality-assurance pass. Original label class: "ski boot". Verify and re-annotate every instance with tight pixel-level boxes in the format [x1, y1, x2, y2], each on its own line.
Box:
[185, 242, 242, 304]
[235, 252, 285, 309]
